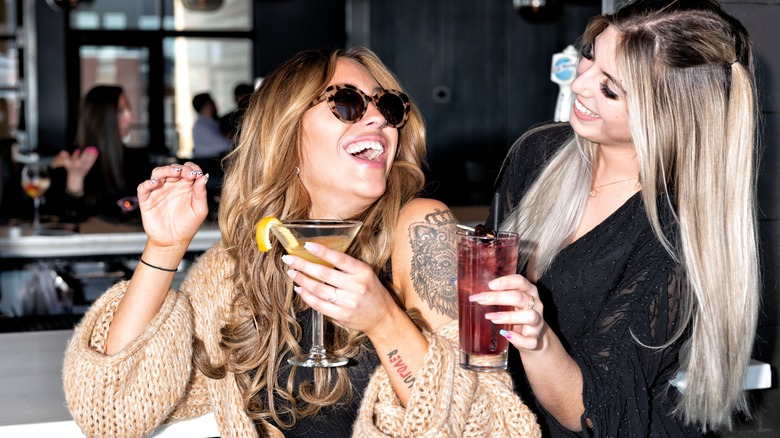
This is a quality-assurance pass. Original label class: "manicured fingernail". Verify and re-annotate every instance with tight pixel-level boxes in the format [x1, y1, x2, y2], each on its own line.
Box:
[195, 171, 204, 176]
[281, 255, 293, 265]
[499, 329, 512, 339]
[303, 242, 316, 251]
[286, 269, 296, 279]
[172, 167, 182, 173]
[293, 285, 302, 294]
[86, 146, 98, 154]
[188, 171, 198, 176]
[204, 173, 210, 181]
[469, 295, 486, 303]
[485, 313, 502, 322]
[150, 178, 158, 184]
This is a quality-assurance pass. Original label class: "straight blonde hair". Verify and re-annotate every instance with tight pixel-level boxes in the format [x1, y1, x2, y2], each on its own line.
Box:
[504, 0, 759, 431]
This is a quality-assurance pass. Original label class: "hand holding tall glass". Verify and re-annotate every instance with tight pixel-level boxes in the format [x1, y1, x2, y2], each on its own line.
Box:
[270, 219, 363, 367]
[457, 228, 519, 372]
[20, 162, 51, 232]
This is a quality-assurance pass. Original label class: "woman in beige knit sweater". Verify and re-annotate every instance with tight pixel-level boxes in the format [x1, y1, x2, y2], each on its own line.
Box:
[62, 46, 540, 437]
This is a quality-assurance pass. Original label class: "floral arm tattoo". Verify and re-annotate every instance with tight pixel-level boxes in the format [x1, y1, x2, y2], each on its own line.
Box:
[409, 208, 458, 319]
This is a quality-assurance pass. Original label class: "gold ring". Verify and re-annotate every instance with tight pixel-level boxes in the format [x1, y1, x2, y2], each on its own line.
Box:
[524, 295, 535, 311]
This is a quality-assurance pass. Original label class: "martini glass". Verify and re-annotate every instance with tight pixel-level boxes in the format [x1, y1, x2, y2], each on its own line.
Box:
[271, 219, 363, 367]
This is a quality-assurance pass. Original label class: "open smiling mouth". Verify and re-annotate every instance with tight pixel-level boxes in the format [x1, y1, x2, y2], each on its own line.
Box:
[574, 99, 599, 117]
[346, 141, 385, 161]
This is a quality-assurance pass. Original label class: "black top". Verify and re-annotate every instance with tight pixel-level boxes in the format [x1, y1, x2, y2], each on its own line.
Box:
[491, 123, 699, 437]
[45, 146, 152, 223]
[256, 308, 381, 437]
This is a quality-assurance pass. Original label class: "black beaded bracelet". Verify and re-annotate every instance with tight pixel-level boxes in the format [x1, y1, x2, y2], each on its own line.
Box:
[139, 258, 178, 272]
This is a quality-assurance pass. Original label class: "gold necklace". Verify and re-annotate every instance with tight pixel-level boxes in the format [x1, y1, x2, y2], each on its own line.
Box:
[589, 177, 639, 197]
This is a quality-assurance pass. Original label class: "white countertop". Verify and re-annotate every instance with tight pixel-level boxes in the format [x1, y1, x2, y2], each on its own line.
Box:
[0, 330, 220, 437]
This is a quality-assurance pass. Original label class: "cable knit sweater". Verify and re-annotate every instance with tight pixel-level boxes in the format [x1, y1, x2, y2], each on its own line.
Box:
[62, 243, 540, 437]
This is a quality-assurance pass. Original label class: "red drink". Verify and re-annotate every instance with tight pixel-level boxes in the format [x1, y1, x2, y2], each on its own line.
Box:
[457, 229, 519, 372]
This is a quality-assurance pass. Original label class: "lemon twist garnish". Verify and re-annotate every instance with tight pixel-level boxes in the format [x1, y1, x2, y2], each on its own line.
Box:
[255, 216, 299, 252]
[256, 216, 281, 252]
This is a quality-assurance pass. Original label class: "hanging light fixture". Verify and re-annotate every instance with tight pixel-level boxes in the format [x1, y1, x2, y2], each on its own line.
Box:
[512, 0, 562, 22]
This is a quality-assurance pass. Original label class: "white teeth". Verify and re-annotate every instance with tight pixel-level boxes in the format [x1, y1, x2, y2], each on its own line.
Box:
[346, 141, 384, 160]
[575, 99, 599, 117]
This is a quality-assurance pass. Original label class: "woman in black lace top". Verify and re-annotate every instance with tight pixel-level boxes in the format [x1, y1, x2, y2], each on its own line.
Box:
[479, 1, 760, 436]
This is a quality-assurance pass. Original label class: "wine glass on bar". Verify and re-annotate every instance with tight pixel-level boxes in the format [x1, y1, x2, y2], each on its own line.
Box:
[20, 162, 51, 232]
[270, 219, 362, 367]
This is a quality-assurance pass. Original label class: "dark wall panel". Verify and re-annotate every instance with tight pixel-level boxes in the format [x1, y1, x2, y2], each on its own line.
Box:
[254, 0, 346, 76]
[35, 2, 69, 153]
[368, 0, 599, 206]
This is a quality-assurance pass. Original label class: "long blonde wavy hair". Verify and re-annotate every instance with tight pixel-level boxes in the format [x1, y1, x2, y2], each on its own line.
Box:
[193, 46, 427, 429]
[504, 0, 759, 431]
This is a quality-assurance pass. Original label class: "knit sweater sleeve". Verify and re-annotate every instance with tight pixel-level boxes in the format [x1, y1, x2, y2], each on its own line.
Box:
[62, 269, 213, 437]
[353, 320, 540, 437]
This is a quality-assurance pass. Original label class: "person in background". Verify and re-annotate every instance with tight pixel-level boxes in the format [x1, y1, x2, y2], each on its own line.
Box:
[48, 85, 151, 222]
[192, 92, 233, 218]
[62, 46, 540, 437]
[479, 0, 760, 436]
[220, 82, 255, 143]
[0, 137, 22, 223]
[192, 92, 232, 161]
[0, 97, 26, 223]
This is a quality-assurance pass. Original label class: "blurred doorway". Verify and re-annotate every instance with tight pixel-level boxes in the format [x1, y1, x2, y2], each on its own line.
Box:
[165, 37, 252, 158]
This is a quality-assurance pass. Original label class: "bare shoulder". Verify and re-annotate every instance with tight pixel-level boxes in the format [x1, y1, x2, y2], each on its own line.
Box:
[394, 198, 458, 327]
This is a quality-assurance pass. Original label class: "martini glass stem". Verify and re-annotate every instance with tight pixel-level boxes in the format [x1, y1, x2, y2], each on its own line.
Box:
[33, 197, 41, 231]
[310, 309, 326, 356]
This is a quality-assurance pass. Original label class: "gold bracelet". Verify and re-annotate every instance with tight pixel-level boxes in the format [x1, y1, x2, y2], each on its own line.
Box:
[139, 258, 178, 272]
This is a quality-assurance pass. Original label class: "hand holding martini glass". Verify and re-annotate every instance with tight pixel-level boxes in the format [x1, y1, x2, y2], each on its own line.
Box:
[257, 217, 362, 367]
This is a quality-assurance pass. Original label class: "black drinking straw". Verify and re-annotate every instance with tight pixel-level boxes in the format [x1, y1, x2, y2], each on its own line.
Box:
[492, 192, 500, 231]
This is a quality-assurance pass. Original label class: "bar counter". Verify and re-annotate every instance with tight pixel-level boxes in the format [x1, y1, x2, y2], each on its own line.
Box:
[0, 218, 221, 259]
[0, 330, 220, 437]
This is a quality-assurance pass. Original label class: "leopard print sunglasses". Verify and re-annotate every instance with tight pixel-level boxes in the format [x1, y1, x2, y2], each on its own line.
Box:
[310, 84, 411, 128]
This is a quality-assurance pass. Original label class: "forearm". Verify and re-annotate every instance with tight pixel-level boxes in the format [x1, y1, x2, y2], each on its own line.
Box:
[355, 321, 542, 437]
[520, 327, 586, 431]
[66, 173, 86, 194]
[367, 307, 428, 407]
[105, 242, 189, 354]
[63, 283, 198, 437]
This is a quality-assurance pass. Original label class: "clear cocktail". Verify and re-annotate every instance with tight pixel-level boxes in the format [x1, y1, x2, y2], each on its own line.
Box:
[457, 228, 519, 372]
[270, 220, 362, 367]
[283, 235, 355, 268]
